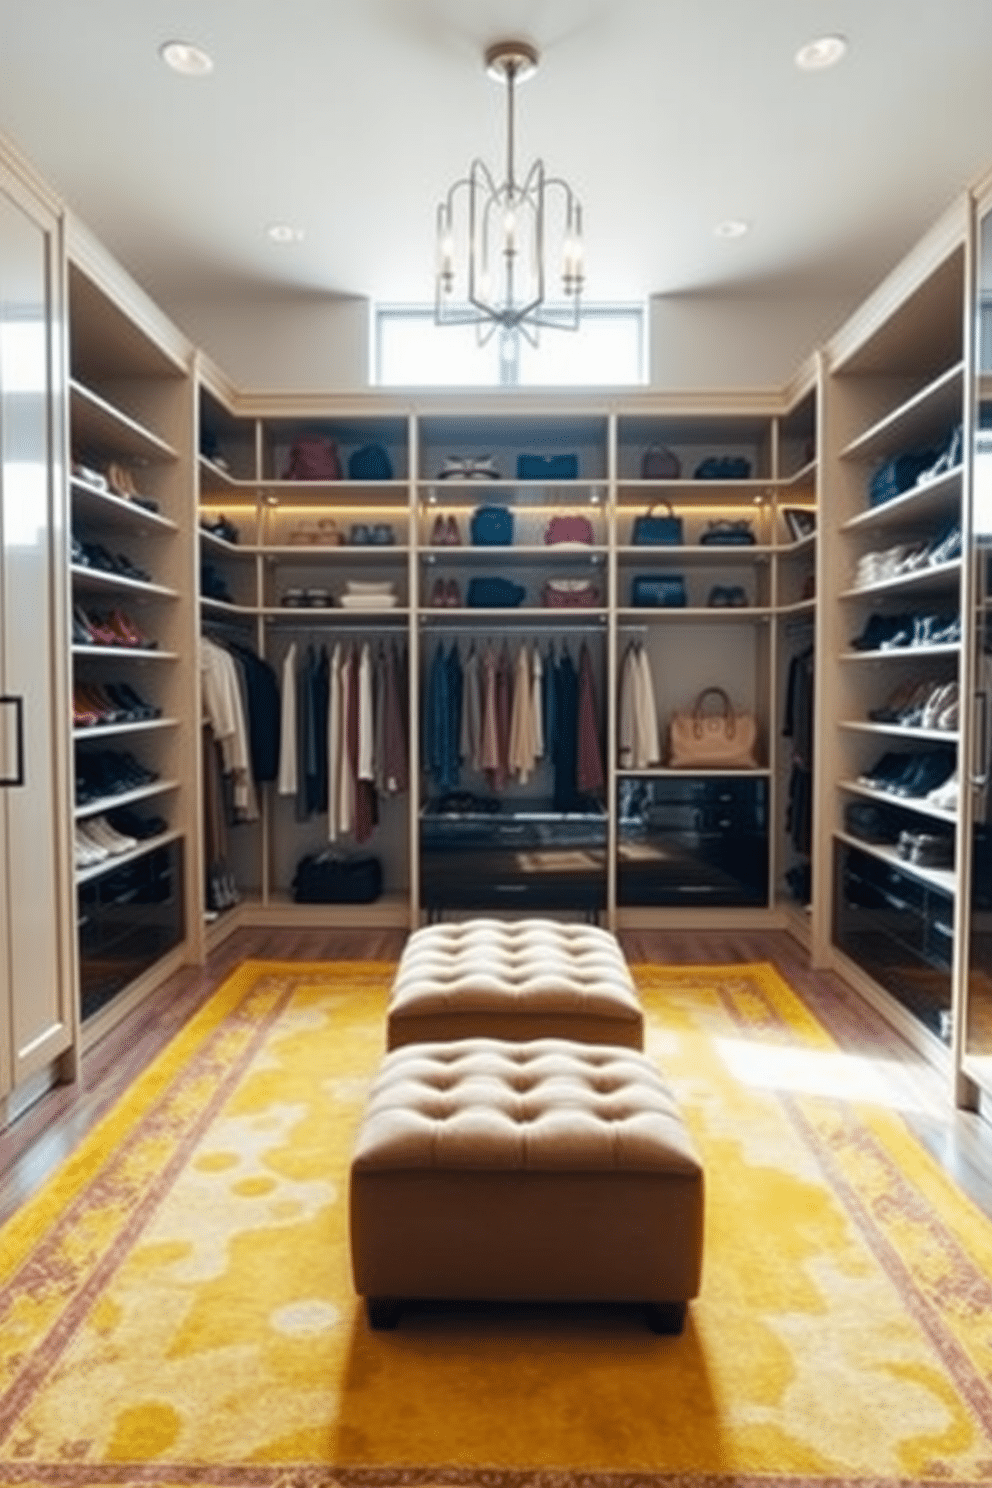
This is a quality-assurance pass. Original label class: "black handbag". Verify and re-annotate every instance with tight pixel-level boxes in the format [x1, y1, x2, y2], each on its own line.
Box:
[699, 519, 756, 546]
[631, 573, 687, 608]
[470, 505, 514, 545]
[631, 502, 683, 546]
[292, 852, 383, 904]
[466, 576, 526, 608]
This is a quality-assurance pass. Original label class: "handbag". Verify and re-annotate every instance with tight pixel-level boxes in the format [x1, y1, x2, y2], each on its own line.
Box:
[292, 852, 383, 904]
[348, 444, 393, 480]
[466, 576, 526, 608]
[631, 573, 687, 608]
[694, 456, 752, 480]
[631, 502, 683, 546]
[470, 505, 514, 545]
[641, 445, 681, 479]
[545, 514, 594, 545]
[668, 687, 759, 769]
[282, 435, 342, 481]
[439, 455, 500, 479]
[699, 519, 755, 546]
[517, 453, 579, 479]
[542, 578, 600, 608]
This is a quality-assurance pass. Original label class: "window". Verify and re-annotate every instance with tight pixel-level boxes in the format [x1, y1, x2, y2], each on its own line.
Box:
[374, 304, 646, 387]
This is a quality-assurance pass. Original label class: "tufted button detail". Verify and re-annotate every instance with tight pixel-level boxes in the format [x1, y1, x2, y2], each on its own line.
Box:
[386, 918, 645, 1052]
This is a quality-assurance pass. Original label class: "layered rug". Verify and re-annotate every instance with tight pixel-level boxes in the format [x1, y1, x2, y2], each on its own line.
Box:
[3, 959, 992, 1488]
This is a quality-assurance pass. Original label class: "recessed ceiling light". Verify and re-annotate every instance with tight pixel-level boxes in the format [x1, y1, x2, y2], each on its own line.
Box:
[266, 223, 305, 245]
[795, 34, 847, 71]
[159, 40, 214, 76]
[714, 220, 750, 240]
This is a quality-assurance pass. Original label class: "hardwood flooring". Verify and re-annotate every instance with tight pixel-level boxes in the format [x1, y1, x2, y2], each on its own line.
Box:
[3, 925, 992, 1228]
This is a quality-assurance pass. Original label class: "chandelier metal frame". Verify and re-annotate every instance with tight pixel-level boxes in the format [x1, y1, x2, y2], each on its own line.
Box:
[434, 40, 584, 346]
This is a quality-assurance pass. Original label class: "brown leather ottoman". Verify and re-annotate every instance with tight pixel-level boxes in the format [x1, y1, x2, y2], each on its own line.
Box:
[349, 1037, 704, 1332]
[386, 918, 644, 1050]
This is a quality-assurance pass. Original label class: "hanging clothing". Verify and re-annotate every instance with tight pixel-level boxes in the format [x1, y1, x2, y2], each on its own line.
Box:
[508, 643, 540, 784]
[551, 648, 580, 809]
[200, 636, 259, 821]
[618, 641, 660, 769]
[425, 640, 462, 792]
[531, 645, 544, 764]
[382, 640, 409, 795]
[461, 644, 482, 772]
[277, 643, 298, 796]
[576, 642, 605, 794]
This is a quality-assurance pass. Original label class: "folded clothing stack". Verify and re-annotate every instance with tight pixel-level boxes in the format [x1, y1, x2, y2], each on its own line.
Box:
[338, 580, 399, 610]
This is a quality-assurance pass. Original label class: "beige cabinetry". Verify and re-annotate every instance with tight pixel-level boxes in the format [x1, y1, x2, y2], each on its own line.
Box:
[0, 164, 75, 1115]
[192, 385, 821, 933]
[820, 208, 968, 1065]
[65, 231, 198, 1040]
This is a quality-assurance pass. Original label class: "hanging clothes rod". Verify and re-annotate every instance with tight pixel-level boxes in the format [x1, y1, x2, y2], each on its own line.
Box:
[419, 619, 607, 634]
[264, 619, 410, 632]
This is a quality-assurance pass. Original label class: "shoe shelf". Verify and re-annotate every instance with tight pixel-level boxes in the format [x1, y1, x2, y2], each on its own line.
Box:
[75, 827, 183, 888]
[75, 779, 180, 820]
[838, 778, 958, 825]
[69, 380, 180, 465]
[71, 476, 178, 534]
[840, 466, 962, 534]
[833, 828, 956, 896]
[72, 717, 179, 743]
[839, 558, 962, 601]
[778, 597, 817, 618]
[838, 362, 964, 466]
[70, 565, 178, 601]
[840, 720, 960, 742]
[615, 606, 774, 622]
[841, 642, 961, 661]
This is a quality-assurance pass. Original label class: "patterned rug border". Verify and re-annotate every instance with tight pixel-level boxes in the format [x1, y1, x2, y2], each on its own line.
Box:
[0, 1461, 985, 1488]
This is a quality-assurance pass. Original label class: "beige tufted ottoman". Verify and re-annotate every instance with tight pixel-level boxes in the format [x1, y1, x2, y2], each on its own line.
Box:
[386, 918, 644, 1050]
[349, 1037, 704, 1332]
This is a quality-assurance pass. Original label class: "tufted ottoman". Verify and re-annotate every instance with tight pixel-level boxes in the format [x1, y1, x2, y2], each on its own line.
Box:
[349, 1037, 704, 1332]
[386, 918, 644, 1050]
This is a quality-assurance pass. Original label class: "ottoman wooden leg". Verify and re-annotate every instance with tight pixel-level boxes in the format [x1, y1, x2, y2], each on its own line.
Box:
[366, 1297, 404, 1330]
[645, 1301, 687, 1335]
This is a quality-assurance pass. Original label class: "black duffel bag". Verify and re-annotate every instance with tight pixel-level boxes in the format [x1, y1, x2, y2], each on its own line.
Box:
[292, 852, 383, 904]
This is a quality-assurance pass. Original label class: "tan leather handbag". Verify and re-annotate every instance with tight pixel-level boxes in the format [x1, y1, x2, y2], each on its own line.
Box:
[668, 687, 759, 769]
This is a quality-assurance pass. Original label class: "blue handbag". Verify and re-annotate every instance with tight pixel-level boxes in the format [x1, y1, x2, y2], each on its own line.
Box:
[466, 576, 526, 608]
[516, 453, 579, 480]
[631, 574, 687, 608]
[348, 444, 393, 480]
[470, 505, 514, 545]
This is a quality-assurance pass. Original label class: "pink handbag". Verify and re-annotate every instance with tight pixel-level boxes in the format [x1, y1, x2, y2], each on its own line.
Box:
[545, 514, 594, 545]
[282, 436, 343, 481]
[542, 578, 600, 608]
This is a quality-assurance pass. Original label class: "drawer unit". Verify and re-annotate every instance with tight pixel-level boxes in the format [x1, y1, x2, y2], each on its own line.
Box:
[78, 841, 185, 1022]
[833, 841, 953, 1042]
[617, 774, 769, 907]
[419, 798, 607, 917]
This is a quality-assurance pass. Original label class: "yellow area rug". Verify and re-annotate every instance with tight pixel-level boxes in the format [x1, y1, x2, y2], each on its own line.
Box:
[3, 959, 992, 1488]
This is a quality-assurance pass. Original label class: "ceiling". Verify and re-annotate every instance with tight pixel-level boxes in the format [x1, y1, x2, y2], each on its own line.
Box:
[3, 0, 992, 335]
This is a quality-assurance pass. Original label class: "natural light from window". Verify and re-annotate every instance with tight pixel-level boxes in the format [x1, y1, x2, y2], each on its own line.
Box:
[374, 304, 646, 387]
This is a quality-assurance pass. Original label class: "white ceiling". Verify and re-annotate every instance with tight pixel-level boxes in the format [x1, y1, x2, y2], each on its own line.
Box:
[3, 0, 992, 332]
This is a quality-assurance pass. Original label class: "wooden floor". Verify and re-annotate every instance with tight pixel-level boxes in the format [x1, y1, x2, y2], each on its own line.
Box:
[3, 925, 992, 1228]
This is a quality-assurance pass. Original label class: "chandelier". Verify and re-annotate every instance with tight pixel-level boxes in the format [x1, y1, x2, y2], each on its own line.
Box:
[434, 40, 585, 345]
